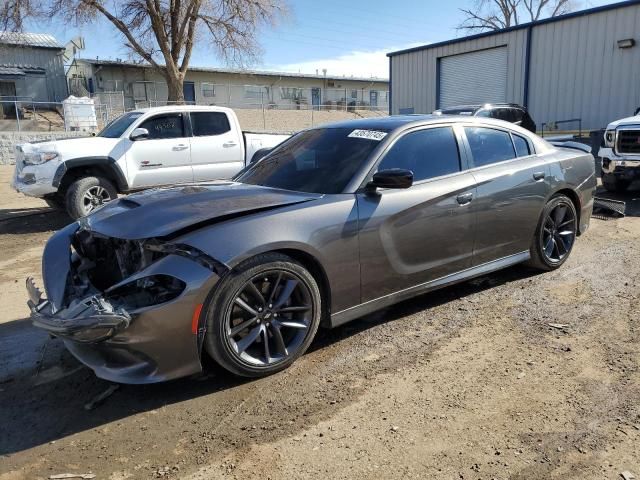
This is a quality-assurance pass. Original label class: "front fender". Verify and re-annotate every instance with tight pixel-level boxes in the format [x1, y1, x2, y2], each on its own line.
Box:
[175, 195, 361, 314]
[53, 157, 128, 191]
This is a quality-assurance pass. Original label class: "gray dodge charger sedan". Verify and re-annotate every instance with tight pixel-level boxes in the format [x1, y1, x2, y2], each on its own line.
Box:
[27, 115, 596, 383]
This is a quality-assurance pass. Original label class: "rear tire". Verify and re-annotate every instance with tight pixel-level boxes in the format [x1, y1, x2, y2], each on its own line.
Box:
[204, 253, 321, 377]
[65, 176, 117, 219]
[527, 194, 577, 271]
[602, 173, 630, 193]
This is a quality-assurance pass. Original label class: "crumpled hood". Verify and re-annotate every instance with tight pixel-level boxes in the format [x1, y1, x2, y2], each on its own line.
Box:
[80, 181, 322, 240]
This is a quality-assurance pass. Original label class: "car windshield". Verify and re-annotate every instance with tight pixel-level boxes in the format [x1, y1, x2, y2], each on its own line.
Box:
[235, 127, 387, 194]
[98, 112, 144, 138]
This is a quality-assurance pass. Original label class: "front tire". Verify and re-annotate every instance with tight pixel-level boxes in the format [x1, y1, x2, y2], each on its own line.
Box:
[602, 173, 630, 193]
[204, 253, 322, 377]
[65, 176, 117, 219]
[527, 194, 577, 271]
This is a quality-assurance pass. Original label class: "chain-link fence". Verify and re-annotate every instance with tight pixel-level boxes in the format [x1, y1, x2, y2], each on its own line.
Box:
[0, 100, 125, 132]
[133, 84, 389, 112]
[1, 86, 389, 133]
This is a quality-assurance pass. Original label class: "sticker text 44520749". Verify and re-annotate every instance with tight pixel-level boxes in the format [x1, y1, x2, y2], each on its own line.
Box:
[347, 129, 388, 141]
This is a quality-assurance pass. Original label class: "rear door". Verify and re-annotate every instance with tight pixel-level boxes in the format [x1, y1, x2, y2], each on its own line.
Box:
[189, 111, 244, 181]
[125, 112, 193, 188]
[357, 125, 477, 302]
[462, 125, 550, 265]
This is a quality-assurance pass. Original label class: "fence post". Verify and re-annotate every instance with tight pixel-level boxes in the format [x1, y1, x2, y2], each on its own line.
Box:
[15, 100, 20, 132]
[311, 105, 314, 126]
[578, 119, 582, 138]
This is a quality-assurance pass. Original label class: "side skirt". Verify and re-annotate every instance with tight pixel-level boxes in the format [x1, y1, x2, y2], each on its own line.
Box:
[330, 251, 530, 328]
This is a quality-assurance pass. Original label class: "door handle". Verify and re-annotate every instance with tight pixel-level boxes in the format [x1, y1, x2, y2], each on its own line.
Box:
[533, 171, 546, 181]
[173, 144, 189, 151]
[223, 141, 237, 148]
[456, 192, 474, 205]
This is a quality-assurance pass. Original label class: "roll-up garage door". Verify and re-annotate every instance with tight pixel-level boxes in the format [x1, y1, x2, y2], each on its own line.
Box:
[439, 47, 507, 108]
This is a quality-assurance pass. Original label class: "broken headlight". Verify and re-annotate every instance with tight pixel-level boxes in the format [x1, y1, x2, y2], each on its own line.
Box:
[106, 275, 186, 310]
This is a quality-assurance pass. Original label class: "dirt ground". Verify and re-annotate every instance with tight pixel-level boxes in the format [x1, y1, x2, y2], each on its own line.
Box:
[0, 164, 638, 480]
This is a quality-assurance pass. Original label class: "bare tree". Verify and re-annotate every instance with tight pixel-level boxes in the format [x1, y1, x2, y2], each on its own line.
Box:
[459, 0, 576, 32]
[0, 0, 288, 102]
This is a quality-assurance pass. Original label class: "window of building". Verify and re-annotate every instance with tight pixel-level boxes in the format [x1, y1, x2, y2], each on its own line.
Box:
[202, 83, 215, 98]
[280, 87, 299, 100]
[190, 112, 231, 137]
[377, 127, 461, 182]
[464, 127, 516, 167]
[351, 90, 358, 99]
[245, 85, 265, 100]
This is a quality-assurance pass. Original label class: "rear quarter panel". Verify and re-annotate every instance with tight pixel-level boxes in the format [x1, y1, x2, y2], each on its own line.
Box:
[546, 149, 597, 234]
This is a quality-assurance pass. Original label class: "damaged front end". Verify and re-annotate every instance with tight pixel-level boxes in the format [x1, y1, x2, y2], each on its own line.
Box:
[28, 222, 225, 383]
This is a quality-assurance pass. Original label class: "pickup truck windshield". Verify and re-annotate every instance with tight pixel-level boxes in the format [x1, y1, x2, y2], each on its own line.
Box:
[236, 127, 386, 194]
[98, 112, 144, 138]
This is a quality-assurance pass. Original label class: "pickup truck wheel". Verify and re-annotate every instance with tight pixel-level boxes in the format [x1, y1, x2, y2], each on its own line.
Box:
[65, 176, 117, 219]
[204, 253, 322, 377]
[527, 194, 577, 271]
[602, 173, 630, 193]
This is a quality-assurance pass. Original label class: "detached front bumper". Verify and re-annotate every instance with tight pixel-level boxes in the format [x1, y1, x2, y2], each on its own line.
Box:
[29, 225, 223, 384]
[29, 283, 131, 343]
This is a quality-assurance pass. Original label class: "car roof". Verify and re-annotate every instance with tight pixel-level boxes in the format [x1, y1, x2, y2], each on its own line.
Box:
[438, 103, 524, 112]
[131, 105, 235, 115]
[319, 114, 530, 134]
[322, 114, 440, 130]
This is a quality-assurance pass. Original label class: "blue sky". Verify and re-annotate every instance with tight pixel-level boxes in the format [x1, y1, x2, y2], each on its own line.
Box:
[28, 0, 613, 79]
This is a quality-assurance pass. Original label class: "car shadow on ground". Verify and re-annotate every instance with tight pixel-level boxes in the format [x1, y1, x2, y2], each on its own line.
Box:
[0, 263, 539, 456]
[0, 207, 71, 235]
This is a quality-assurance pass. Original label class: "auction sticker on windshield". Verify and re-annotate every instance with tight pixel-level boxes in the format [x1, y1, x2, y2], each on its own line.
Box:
[348, 129, 388, 141]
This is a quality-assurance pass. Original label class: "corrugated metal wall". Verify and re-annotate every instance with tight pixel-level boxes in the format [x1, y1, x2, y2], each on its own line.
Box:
[390, 29, 527, 115]
[528, 6, 640, 130]
[0, 45, 67, 102]
[390, 1, 640, 130]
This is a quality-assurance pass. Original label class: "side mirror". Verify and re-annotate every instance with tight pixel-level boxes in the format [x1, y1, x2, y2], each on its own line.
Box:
[130, 127, 149, 141]
[367, 169, 413, 191]
[250, 147, 272, 164]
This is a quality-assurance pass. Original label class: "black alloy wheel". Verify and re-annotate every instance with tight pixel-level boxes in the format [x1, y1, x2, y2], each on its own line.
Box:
[541, 202, 576, 263]
[227, 270, 313, 366]
[205, 253, 321, 377]
[528, 194, 577, 271]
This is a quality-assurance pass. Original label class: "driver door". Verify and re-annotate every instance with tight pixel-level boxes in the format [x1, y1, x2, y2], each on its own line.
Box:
[357, 125, 477, 302]
[125, 112, 193, 188]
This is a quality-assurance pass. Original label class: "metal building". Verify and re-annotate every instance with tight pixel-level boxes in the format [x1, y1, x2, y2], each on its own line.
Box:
[387, 0, 640, 131]
[67, 58, 389, 111]
[0, 32, 67, 103]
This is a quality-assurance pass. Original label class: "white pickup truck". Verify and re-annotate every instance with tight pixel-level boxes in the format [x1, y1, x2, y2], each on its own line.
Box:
[598, 113, 640, 192]
[12, 106, 290, 218]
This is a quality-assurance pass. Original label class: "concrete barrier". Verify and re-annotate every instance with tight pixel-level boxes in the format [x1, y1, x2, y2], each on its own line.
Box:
[0, 132, 85, 165]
